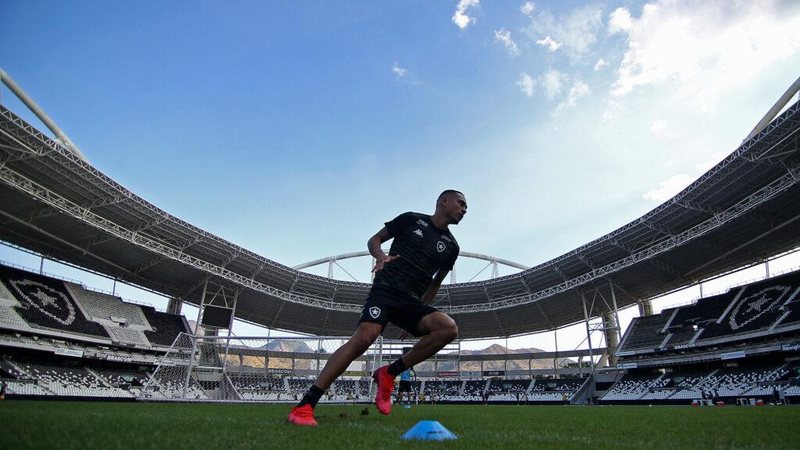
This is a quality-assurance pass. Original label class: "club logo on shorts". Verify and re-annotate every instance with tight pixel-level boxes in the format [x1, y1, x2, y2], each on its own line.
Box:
[436, 241, 446, 253]
[369, 306, 381, 319]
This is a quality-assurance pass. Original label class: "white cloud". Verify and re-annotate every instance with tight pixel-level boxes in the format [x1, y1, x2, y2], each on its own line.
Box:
[593, 58, 608, 71]
[517, 72, 536, 97]
[650, 118, 668, 137]
[540, 68, 566, 99]
[608, 7, 632, 34]
[643, 173, 693, 202]
[452, 0, 479, 30]
[609, 0, 800, 111]
[520, 1, 535, 16]
[495, 28, 520, 56]
[535, 36, 561, 52]
[391, 62, 408, 79]
[556, 81, 590, 112]
[524, 4, 604, 58]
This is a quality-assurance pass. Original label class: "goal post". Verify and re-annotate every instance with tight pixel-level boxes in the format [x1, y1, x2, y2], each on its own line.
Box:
[138, 333, 383, 402]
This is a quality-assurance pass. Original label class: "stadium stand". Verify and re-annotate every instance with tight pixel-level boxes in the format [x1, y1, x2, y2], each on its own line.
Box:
[463, 379, 487, 399]
[485, 378, 531, 401]
[0, 260, 798, 406]
[287, 377, 315, 394]
[423, 379, 462, 396]
[0, 299, 31, 332]
[140, 306, 191, 347]
[0, 265, 109, 339]
[701, 273, 800, 340]
[143, 367, 206, 400]
[601, 361, 797, 404]
[64, 283, 149, 328]
[695, 363, 789, 397]
[64, 283, 153, 347]
[639, 375, 675, 401]
[92, 366, 150, 396]
[7, 360, 132, 398]
[618, 269, 800, 356]
[619, 313, 672, 352]
[601, 373, 666, 401]
[0, 281, 32, 331]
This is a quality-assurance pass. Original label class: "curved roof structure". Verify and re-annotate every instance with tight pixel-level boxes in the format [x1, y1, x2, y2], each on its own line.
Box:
[0, 100, 798, 339]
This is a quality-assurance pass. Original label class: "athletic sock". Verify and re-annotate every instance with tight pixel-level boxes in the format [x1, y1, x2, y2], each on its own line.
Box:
[387, 358, 407, 377]
[297, 385, 324, 408]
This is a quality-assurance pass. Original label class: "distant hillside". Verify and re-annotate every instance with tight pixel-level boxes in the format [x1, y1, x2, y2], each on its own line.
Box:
[226, 339, 316, 370]
[425, 344, 575, 372]
[262, 339, 314, 353]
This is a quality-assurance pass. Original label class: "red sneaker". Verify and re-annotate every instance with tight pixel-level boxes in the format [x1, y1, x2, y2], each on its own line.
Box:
[372, 365, 396, 415]
[287, 404, 318, 426]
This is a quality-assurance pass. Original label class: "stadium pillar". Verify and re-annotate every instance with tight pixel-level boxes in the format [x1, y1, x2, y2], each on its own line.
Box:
[457, 341, 462, 379]
[504, 337, 509, 374]
[264, 329, 272, 372]
[184, 278, 209, 399]
[602, 311, 619, 366]
[553, 329, 559, 377]
[581, 292, 595, 373]
[605, 281, 622, 366]
[220, 288, 240, 373]
[638, 299, 653, 317]
[167, 298, 183, 315]
[194, 278, 210, 337]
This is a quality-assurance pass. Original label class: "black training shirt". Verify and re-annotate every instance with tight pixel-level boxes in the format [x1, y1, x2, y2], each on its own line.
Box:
[372, 212, 459, 299]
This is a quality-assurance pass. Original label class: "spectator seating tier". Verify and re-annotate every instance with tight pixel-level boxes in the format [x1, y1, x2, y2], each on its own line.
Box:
[0, 265, 109, 339]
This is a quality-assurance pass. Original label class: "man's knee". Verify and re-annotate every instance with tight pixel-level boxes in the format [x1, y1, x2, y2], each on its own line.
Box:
[441, 318, 458, 342]
[427, 313, 458, 342]
[351, 324, 381, 350]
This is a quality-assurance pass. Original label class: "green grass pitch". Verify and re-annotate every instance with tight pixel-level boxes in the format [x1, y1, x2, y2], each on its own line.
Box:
[1, 400, 798, 449]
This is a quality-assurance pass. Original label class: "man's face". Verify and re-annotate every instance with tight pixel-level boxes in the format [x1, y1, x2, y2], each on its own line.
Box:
[444, 193, 468, 224]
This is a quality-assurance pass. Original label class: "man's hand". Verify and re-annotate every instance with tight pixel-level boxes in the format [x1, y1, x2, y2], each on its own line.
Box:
[398, 330, 409, 340]
[372, 254, 399, 273]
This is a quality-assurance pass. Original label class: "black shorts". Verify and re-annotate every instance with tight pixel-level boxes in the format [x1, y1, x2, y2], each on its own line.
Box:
[358, 286, 438, 337]
[398, 380, 412, 392]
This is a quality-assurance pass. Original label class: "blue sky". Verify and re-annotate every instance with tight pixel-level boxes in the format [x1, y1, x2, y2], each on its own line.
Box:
[1, 1, 799, 349]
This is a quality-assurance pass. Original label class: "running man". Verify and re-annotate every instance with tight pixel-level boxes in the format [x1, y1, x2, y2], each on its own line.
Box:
[288, 190, 467, 426]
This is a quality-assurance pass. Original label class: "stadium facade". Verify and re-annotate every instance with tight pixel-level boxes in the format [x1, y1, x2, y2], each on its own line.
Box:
[1, 70, 799, 405]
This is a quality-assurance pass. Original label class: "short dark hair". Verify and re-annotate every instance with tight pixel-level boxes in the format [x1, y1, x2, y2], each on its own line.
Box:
[438, 189, 463, 201]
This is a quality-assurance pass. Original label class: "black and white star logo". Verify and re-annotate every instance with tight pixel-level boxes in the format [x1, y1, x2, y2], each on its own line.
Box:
[9, 279, 76, 325]
[728, 286, 788, 331]
[369, 306, 381, 319]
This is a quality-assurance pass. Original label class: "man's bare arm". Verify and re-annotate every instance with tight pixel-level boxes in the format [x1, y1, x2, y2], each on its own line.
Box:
[420, 269, 449, 305]
[368, 227, 399, 272]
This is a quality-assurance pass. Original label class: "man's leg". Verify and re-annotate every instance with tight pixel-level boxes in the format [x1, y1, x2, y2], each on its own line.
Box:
[315, 322, 382, 389]
[399, 312, 458, 368]
[288, 322, 382, 426]
[373, 312, 458, 415]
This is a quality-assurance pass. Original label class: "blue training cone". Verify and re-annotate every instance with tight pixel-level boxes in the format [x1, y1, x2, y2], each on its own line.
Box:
[401, 420, 457, 441]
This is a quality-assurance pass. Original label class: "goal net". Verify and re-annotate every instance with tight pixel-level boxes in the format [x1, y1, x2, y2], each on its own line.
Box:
[138, 333, 393, 403]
